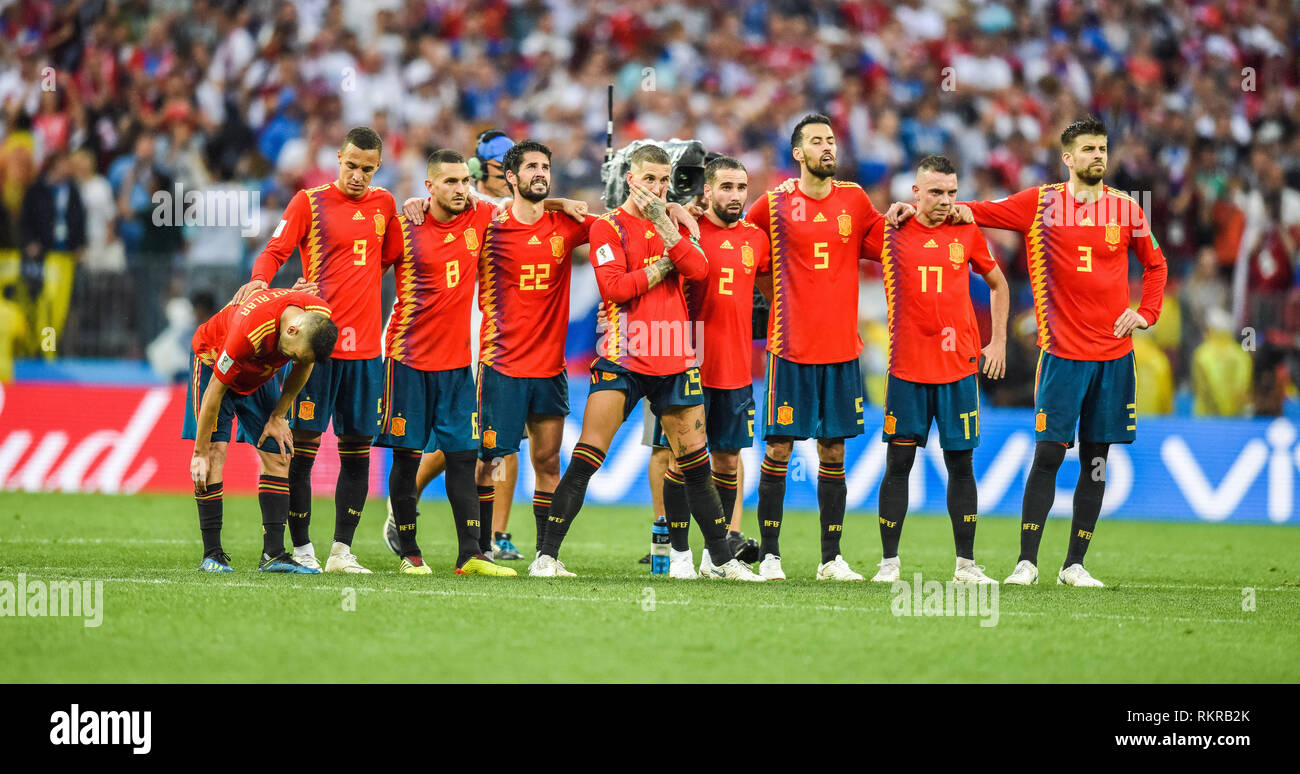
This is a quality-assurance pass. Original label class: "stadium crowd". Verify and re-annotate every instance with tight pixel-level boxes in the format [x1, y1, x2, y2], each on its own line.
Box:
[0, 0, 1296, 415]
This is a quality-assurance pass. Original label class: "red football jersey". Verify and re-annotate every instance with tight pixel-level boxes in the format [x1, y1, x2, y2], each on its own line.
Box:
[192, 289, 332, 394]
[251, 183, 395, 360]
[589, 208, 709, 376]
[479, 211, 596, 378]
[966, 183, 1167, 361]
[863, 219, 997, 384]
[686, 217, 771, 389]
[381, 199, 495, 371]
[747, 181, 884, 364]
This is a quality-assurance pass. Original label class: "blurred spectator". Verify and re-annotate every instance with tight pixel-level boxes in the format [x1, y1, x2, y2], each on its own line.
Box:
[20, 150, 85, 359]
[0, 284, 28, 382]
[1132, 330, 1174, 416]
[1192, 308, 1253, 416]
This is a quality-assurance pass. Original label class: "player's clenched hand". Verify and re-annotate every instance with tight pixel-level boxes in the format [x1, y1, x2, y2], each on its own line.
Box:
[666, 202, 699, 240]
[232, 279, 268, 305]
[290, 276, 318, 294]
[1113, 308, 1149, 338]
[981, 340, 1007, 380]
[191, 455, 209, 494]
[774, 177, 798, 194]
[258, 416, 295, 458]
[885, 202, 917, 226]
[946, 204, 974, 224]
[402, 197, 430, 224]
[559, 198, 588, 223]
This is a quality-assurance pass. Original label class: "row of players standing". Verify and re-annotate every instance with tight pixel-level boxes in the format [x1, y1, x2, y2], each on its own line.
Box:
[184, 113, 1167, 586]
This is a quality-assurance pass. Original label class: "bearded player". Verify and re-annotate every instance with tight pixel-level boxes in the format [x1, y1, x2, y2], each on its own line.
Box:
[530, 144, 762, 581]
[860, 155, 1008, 585]
[658, 156, 770, 578]
[377, 149, 516, 576]
[186, 288, 337, 573]
[234, 126, 396, 574]
[746, 114, 884, 581]
[889, 117, 1168, 586]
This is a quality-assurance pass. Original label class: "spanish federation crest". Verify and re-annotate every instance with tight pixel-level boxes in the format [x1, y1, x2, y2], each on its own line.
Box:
[483, 429, 497, 449]
[298, 400, 316, 421]
[884, 414, 897, 435]
[837, 213, 852, 238]
[741, 244, 754, 268]
[375, 213, 386, 236]
[1105, 223, 1121, 246]
[777, 405, 794, 425]
[550, 234, 565, 259]
[391, 416, 406, 437]
[464, 228, 479, 251]
[948, 240, 965, 268]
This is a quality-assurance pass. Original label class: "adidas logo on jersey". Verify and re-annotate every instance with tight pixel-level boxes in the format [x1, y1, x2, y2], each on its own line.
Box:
[813, 212, 827, 222]
[720, 240, 733, 249]
[353, 210, 364, 220]
[924, 239, 938, 248]
[528, 235, 541, 245]
[443, 233, 456, 243]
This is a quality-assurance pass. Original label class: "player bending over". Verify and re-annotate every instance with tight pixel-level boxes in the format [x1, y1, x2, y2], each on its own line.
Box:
[860, 155, 1008, 585]
[186, 289, 337, 573]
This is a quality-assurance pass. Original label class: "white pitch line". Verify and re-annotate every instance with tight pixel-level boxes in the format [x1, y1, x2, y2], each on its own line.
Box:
[0, 570, 1274, 625]
[0, 537, 195, 545]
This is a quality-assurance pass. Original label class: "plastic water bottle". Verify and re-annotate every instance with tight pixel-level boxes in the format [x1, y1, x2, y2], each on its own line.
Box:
[651, 516, 670, 574]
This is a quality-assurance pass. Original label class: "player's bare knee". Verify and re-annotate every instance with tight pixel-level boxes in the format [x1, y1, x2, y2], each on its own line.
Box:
[765, 439, 793, 462]
[816, 438, 845, 464]
[293, 429, 322, 445]
[258, 451, 290, 478]
[475, 457, 495, 487]
[533, 452, 561, 482]
[207, 443, 229, 478]
[712, 451, 740, 474]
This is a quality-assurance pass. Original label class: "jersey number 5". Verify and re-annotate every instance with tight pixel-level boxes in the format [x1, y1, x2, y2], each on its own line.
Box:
[813, 242, 830, 269]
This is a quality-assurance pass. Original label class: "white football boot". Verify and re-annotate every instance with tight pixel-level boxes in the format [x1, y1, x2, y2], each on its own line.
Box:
[324, 542, 371, 574]
[668, 548, 697, 579]
[758, 553, 786, 581]
[816, 555, 864, 581]
[528, 553, 577, 578]
[870, 556, 900, 583]
[953, 558, 998, 584]
[1057, 563, 1105, 587]
[292, 542, 321, 571]
[706, 558, 766, 582]
[1003, 559, 1038, 585]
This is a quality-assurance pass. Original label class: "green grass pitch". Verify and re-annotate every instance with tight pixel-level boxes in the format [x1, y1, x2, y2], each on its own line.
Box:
[1, 491, 1297, 683]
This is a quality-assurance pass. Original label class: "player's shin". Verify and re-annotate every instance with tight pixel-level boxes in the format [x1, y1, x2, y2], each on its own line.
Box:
[757, 454, 788, 558]
[712, 469, 739, 533]
[943, 449, 978, 560]
[333, 440, 372, 547]
[879, 442, 915, 558]
[445, 450, 485, 565]
[1020, 441, 1067, 564]
[532, 490, 553, 553]
[817, 460, 847, 563]
[258, 474, 291, 557]
[389, 449, 422, 557]
[1064, 442, 1108, 568]
[196, 481, 225, 557]
[677, 447, 732, 563]
[663, 469, 691, 552]
[476, 485, 496, 554]
[538, 443, 605, 559]
[288, 440, 319, 547]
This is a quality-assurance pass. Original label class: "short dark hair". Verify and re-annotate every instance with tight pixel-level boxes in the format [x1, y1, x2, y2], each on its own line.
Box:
[791, 113, 832, 150]
[704, 156, 746, 186]
[1060, 116, 1107, 151]
[628, 144, 671, 169]
[342, 126, 383, 155]
[427, 148, 466, 177]
[503, 140, 551, 180]
[308, 317, 339, 363]
[916, 155, 956, 176]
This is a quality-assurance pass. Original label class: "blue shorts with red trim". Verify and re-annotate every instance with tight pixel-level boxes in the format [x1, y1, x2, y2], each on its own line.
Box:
[290, 356, 383, 438]
[181, 355, 283, 452]
[881, 373, 980, 450]
[761, 353, 864, 440]
[374, 358, 478, 453]
[1034, 350, 1137, 445]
